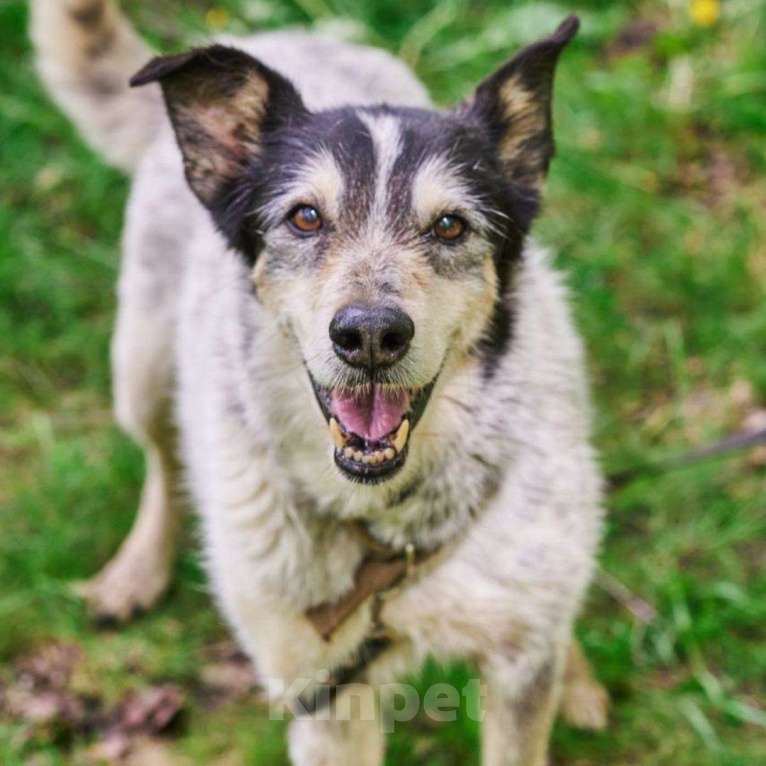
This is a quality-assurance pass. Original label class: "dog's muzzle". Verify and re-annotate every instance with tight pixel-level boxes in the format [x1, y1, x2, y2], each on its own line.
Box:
[308, 303, 436, 483]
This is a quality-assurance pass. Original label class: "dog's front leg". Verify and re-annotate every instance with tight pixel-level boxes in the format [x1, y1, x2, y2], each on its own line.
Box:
[480, 647, 565, 766]
[288, 683, 384, 766]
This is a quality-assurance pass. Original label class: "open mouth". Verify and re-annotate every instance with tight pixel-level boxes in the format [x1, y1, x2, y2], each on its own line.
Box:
[310, 376, 436, 484]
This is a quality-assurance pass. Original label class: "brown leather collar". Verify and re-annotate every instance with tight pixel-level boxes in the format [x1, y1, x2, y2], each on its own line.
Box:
[305, 522, 439, 642]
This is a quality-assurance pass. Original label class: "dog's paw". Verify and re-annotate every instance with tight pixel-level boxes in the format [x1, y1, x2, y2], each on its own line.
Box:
[559, 676, 610, 731]
[73, 553, 171, 624]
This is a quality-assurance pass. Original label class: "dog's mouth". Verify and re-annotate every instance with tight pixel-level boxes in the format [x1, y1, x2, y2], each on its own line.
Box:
[310, 376, 436, 484]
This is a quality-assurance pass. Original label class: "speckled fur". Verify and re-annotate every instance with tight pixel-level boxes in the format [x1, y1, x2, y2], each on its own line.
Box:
[32, 4, 607, 763]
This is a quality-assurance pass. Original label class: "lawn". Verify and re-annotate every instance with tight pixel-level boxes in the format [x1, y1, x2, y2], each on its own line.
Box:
[1, 0, 765, 764]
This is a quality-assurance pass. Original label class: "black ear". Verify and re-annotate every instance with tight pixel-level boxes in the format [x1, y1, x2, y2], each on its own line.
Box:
[131, 45, 308, 208]
[466, 15, 579, 194]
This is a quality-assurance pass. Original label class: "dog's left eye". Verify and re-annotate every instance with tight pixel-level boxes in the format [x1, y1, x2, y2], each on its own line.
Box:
[432, 214, 467, 243]
[288, 205, 323, 234]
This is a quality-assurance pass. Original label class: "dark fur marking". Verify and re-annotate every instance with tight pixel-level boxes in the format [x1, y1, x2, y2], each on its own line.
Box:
[475, 247, 520, 379]
[69, 1, 104, 27]
[84, 27, 115, 59]
[324, 111, 376, 228]
[376, 280, 401, 297]
[389, 475, 422, 507]
[513, 659, 556, 730]
[88, 74, 121, 97]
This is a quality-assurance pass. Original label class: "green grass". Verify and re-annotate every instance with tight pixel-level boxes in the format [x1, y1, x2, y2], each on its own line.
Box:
[1, 0, 765, 763]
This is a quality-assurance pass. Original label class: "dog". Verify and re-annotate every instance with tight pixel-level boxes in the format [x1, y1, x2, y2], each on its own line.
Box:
[31, 2, 609, 762]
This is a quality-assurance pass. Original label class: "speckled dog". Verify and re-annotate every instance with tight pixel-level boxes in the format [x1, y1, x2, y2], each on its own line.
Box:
[32, 1, 609, 762]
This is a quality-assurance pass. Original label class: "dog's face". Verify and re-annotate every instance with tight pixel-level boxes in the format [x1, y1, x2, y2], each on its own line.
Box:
[132, 18, 578, 485]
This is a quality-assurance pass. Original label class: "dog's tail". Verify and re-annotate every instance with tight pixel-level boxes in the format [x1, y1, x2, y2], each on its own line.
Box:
[30, 0, 162, 173]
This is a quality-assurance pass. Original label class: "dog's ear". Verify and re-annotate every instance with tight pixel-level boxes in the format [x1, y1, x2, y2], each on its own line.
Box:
[131, 45, 307, 208]
[464, 15, 579, 194]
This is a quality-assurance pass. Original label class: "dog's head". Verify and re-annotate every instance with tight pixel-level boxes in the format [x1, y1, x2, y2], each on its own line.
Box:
[132, 17, 578, 485]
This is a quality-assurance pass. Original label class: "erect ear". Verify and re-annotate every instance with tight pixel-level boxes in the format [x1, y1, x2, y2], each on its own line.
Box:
[466, 15, 579, 194]
[131, 45, 307, 208]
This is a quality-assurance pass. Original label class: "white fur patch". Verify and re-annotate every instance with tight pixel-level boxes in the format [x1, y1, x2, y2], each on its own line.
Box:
[358, 112, 402, 224]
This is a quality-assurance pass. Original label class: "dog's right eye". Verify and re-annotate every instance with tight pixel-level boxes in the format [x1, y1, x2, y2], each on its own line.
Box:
[432, 214, 467, 243]
[288, 205, 323, 235]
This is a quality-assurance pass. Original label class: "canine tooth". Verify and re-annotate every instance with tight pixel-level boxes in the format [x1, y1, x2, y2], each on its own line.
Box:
[353, 450, 364, 462]
[329, 418, 345, 449]
[383, 447, 395, 461]
[344, 447, 354, 459]
[393, 419, 410, 453]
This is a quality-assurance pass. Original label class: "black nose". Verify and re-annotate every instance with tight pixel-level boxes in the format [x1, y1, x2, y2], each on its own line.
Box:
[329, 304, 415, 369]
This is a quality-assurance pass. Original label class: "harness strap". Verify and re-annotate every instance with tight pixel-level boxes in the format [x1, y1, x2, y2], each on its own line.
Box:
[305, 553, 409, 641]
[305, 522, 434, 641]
[294, 636, 392, 716]
[297, 523, 439, 715]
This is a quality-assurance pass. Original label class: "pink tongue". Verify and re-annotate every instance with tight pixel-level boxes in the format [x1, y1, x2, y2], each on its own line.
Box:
[331, 386, 410, 442]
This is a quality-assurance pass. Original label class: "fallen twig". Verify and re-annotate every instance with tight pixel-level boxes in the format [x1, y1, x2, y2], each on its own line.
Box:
[595, 569, 658, 624]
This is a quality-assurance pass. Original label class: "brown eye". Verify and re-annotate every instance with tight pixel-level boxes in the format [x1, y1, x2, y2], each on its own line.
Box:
[289, 205, 322, 234]
[432, 214, 466, 242]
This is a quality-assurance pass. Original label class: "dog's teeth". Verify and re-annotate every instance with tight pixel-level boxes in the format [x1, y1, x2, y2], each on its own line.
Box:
[393, 419, 410, 453]
[329, 418, 345, 450]
[340, 441, 400, 464]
